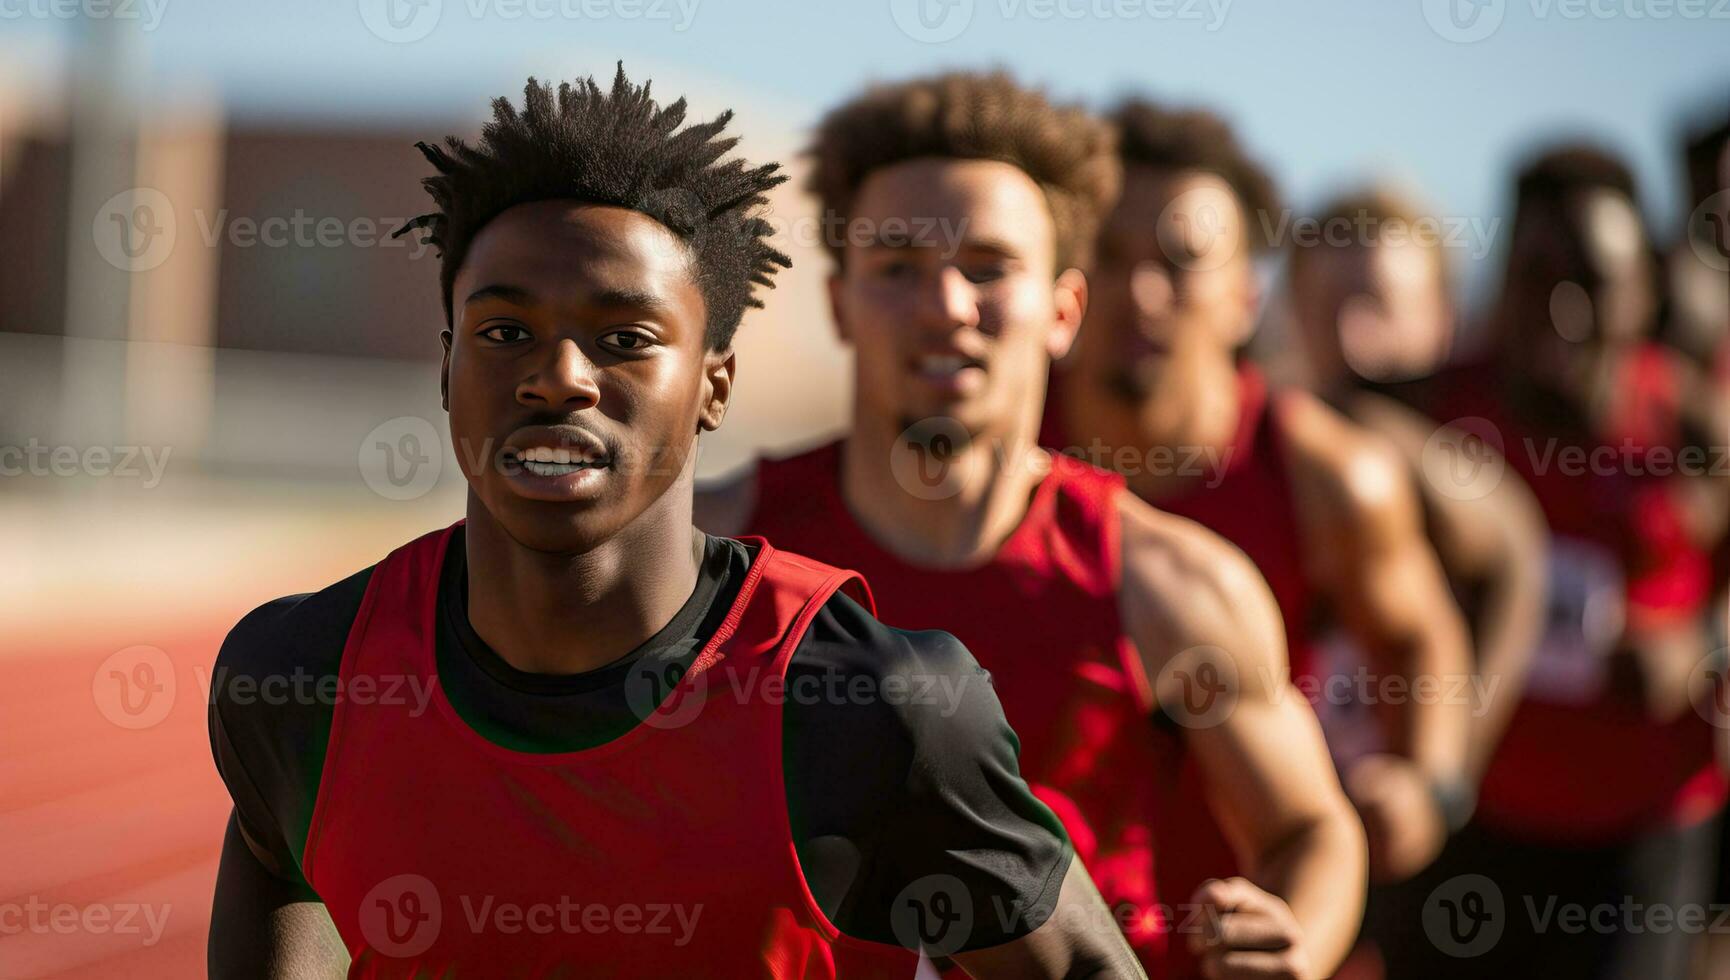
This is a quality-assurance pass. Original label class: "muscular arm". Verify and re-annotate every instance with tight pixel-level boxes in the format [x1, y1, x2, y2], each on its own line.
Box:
[1286, 399, 1473, 789]
[1352, 394, 1548, 779]
[1119, 496, 1366, 979]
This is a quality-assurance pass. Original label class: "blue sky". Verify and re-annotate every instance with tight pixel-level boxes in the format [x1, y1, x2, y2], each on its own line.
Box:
[5, 0, 1727, 296]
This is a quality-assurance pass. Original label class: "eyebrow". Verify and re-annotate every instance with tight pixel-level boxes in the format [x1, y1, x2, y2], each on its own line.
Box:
[859, 234, 1021, 260]
[462, 283, 676, 318]
[463, 283, 537, 308]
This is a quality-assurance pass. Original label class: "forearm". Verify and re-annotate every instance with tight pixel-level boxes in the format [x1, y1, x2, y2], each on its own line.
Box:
[1244, 803, 1367, 977]
[1461, 563, 1543, 780]
[1379, 629, 1474, 783]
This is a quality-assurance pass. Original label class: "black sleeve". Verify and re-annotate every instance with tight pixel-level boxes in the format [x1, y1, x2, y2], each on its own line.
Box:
[783, 591, 1073, 953]
[207, 567, 372, 892]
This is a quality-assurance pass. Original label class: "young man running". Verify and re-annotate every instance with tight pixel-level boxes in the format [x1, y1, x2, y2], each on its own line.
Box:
[1043, 102, 1475, 906]
[1392, 146, 1728, 979]
[207, 67, 1144, 978]
[1283, 185, 1546, 787]
[698, 71, 1366, 980]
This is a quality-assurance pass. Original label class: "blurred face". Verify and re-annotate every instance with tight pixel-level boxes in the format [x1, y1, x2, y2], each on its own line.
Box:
[1505, 188, 1655, 374]
[830, 157, 1083, 437]
[443, 200, 726, 553]
[1077, 167, 1258, 403]
[1290, 238, 1453, 385]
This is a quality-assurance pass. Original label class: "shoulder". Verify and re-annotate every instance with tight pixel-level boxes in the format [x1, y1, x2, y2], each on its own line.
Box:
[212, 566, 375, 711]
[791, 590, 1000, 742]
[1278, 387, 1420, 540]
[797, 589, 987, 693]
[1114, 491, 1287, 679]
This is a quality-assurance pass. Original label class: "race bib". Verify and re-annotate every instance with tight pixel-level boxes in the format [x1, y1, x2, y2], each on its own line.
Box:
[1527, 537, 1625, 705]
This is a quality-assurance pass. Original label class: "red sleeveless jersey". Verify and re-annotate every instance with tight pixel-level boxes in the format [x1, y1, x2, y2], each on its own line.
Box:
[303, 523, 921, 978]
[746, 443, 1174, 973]
[1043, 365, 1317, 683]
[1041, 365, 1314, 961]
[1423, 354, 1726, 843]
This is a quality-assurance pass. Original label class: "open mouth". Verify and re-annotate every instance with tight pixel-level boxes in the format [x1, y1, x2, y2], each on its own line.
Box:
[508, 445, 611, 477]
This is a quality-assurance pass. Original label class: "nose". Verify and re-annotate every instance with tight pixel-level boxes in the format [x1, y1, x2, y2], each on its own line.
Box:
[913, 266, 982, 336]
[1130, 261, 1175, 325]
[517, 337, 601, 409]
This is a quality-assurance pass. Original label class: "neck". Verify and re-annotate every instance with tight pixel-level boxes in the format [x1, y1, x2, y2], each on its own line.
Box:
[840, 396, 1047, 569]
[1067, 346, 1243, 501]
[463, 481, 702, 675]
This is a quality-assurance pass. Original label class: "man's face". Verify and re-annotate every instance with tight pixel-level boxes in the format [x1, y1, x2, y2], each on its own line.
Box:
[1290, 238, 1453, 385]
[443, 200, 724, 553]
[830, 157, 1083, 437]
[1506, 188, 1655, 366]
[1077, 167, 1257, 403]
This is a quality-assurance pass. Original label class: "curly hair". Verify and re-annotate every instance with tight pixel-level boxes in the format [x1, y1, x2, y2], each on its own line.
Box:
[1112, 99, 1281, 251]
[806, 70, 1120, 272]
[397, 64, 790, 350]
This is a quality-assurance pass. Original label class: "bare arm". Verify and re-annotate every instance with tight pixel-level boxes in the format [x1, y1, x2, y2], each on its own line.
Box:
[950, 859, 1148, 979]
[209, 811, 347, 980]
[1290, 414, 1473, 785]
[1354, 395, 1548, 779]
[1119, 497, 1367, 979]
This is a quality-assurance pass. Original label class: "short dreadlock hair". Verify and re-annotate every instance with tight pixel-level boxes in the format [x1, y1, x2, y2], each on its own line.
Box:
[398, 64, 791, 350]
[1112, 100, 1281, 252]
[807, 70, 1120, 273]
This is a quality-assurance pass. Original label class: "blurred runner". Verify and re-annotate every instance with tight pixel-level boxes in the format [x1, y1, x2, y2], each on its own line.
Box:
[1042, 103, 1475, 938]
[699, 70, 1366, 980]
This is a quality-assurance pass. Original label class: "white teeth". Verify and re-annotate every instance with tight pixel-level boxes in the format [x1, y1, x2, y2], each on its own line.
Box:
[521, 459, 596, 477]
[518, 446, 598, 465]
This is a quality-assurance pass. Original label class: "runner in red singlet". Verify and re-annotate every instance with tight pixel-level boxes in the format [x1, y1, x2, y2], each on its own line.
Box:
[1281, 186, 1551, 973]
[1042, 102, 1476, 908]
[698, 71, 1367, 980]
[1399, 144, 1729, 979]
[205, 67, 1145, 979]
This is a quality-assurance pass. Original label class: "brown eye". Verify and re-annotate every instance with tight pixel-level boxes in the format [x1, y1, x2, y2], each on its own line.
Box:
[601, 330, 654, 352]
[479, 324, 530, 343]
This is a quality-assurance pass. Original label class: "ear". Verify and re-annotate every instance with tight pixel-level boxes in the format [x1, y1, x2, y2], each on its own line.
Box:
[1047, 267, 1089, 361]
[827, 270, 852, 346]
[698, 347, 736, 432]
[440, 329, 453, 412]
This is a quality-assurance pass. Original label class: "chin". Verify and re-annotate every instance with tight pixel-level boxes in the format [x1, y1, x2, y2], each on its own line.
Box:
[479, 489, 632, 556]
